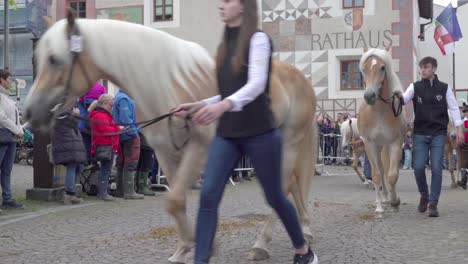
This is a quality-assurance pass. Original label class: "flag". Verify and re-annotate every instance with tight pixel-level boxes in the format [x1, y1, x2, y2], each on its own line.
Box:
[434, 3, 463, 55]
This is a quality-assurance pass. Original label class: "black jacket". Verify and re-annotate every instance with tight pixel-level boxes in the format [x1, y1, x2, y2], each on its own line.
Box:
[51, 112, 87, 165]
[216, 27, 275, 138]
[412, 75, 449, 136]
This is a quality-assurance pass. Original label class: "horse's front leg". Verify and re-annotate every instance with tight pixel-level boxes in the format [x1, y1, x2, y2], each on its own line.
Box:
[364, 142, 385, 218]
[447, 146, 458, 188]
[248, 141, 300, 261]
[165, 142, 208, 264]
[355, 147, 371, 186]
[386, 141, 403, 210]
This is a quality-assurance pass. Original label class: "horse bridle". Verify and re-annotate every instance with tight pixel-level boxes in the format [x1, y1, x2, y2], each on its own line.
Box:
[365, 56, 403, 118]
[53, 22, 190, 151]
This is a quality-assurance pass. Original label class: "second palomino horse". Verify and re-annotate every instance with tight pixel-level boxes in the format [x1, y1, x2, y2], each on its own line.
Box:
[358, 48, 407, 218]
[340, 117, 371, 186]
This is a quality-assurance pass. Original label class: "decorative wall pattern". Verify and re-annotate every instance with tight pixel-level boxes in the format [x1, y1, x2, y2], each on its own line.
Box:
[262, 0, 335, 22]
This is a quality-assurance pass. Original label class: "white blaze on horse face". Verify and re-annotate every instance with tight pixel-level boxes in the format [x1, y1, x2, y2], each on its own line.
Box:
[371, 58, 378, 69]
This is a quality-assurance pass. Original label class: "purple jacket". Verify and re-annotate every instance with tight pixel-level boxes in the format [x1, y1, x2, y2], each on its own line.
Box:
[79, 82, 106, 102]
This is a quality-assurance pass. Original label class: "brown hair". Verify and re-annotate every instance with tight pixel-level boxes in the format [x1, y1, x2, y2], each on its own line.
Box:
[216, 0, 259, 74]
[419, 56, 438, 68]
[0, 69, 10, 81]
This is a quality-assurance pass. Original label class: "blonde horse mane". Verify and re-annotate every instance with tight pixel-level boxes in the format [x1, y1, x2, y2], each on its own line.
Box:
[359, 48, 403, 93]
[33, 19, 216, 115]
[340, 117, 359, 147]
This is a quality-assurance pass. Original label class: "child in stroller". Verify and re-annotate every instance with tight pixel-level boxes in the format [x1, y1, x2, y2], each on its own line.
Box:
[15, 128, 33, 165]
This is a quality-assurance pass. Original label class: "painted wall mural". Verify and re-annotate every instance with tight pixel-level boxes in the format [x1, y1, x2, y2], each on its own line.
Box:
[97, 6, 143, 24]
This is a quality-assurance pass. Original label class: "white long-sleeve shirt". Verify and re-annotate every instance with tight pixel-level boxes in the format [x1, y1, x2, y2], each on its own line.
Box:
[402, 82, 463, 127]
[203, 32, 271, 111]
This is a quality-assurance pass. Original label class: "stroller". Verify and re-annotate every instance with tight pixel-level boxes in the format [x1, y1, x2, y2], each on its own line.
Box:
[458, 143, 468, 189]
[15, 128, 34, 165]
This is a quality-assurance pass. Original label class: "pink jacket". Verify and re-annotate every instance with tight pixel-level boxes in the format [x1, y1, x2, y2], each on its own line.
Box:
[79, 82, 106, 102]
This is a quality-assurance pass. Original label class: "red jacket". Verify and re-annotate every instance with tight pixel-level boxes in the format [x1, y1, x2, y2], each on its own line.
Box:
[465, 120, 468, 143]
[89, 107, 120, 156]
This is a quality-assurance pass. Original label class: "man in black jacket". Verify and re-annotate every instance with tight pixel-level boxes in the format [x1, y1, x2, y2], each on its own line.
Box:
[400, 57, 463, 217]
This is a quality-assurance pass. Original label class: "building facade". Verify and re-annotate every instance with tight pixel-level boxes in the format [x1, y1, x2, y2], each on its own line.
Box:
[0, 0, 50, 110]
[53, 1, 468, 119]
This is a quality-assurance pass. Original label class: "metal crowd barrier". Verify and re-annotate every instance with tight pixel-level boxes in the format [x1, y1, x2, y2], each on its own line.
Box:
[230, 156, 254, 186]
[317, 132, 357, 176]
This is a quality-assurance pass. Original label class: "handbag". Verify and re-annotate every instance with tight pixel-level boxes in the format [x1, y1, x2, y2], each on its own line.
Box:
[0, 107, 18, 144]
[95, 145, 113, 161]
[0, 128, 14, 143]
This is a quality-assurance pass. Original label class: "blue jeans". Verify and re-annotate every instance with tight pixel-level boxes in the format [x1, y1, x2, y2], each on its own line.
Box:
[194, 129, 306, 264]
[65, 163, 84, 195]
[403, 149, 412, 169]
[0, 142, 16, 201]
[363, 154, 372, 180]
[413, 134, 445, 204]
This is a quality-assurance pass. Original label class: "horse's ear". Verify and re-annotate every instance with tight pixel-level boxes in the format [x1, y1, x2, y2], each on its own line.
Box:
[42, 16, 55, 28]
[66, 8, 77, 32]
[363, 46, 368, 53]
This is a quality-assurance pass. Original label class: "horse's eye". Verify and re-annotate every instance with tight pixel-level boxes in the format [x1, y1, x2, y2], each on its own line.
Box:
[49, 55, 60, 66]
[380, 65, 386, 72]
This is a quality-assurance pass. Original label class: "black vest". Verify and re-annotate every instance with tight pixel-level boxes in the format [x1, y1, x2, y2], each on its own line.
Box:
[412, 76, 449, 136]
[216, 27, 275, 138]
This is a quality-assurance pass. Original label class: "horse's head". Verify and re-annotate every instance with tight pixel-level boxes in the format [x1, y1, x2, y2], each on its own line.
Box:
[24, 11, 100, 130]
[360, 48, 391, 106]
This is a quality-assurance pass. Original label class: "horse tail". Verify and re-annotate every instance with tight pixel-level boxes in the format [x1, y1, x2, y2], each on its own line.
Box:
[294, 101, 318, 212]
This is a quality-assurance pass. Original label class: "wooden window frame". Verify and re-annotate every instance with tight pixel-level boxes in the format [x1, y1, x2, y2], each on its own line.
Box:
[153, 0, 174, 22]
[69, 0, 87, 18]
[342, 0, 365, 9]
[340, 60, 364, 91]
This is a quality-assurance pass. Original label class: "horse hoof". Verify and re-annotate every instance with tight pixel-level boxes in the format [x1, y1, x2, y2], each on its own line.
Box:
[167, 256, 185, 264]
[247, 247, 270, 261]
[391, 198, 400, 208]
[451, 183, 458, 189]
[304, 233, 314, 244]
[374, 211, 384, 219]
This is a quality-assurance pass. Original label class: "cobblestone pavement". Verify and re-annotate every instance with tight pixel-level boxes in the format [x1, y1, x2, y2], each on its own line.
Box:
[0, 164, 467, 264]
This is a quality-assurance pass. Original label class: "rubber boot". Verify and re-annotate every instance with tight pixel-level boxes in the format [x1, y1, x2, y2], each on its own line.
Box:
[457, 170, 468, 190]
[123, 171, 144, 200]
[97, 179, 115, 201]
[136, 171, 155, 196]
[114, 166, 124, 198]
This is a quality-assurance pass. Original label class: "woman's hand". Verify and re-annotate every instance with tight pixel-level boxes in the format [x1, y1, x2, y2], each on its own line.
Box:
[172, 101, 207, 118]
[15, 132, 24, 139]
[193, 100, 233, 126]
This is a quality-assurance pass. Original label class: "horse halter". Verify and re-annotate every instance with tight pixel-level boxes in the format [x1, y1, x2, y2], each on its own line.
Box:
[365, 57, 403, 118]
[50, 22, 94, 116]
[53, 20, 190, 151]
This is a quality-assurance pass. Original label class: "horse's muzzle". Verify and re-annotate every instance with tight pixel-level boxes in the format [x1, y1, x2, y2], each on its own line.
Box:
[24, 97, 57, 131]
[364, 90, 377, 105]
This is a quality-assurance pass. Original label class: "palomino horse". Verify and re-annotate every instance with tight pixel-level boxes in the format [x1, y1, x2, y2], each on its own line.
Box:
[24, 15, 317, 263]
[358, 48, 407, 218]
[445, 116, 460, 188]
[340, 118, 371, 186]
